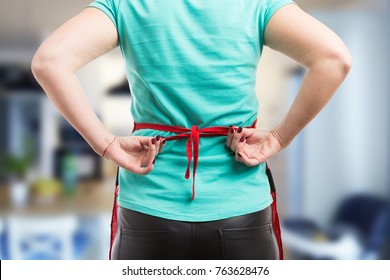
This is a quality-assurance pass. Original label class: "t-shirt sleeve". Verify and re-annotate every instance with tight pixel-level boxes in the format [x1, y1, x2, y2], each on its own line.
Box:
[87, 0, 119, 29]
[259, 0, 296, 47]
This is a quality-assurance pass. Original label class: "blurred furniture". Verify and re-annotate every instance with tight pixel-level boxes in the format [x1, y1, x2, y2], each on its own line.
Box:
[0, 179, 115, 260]
[282, 194, 390, 260]
[0, 64, 102, 183]
[7, 214, 77, 260]
[0, 65, 55, 180]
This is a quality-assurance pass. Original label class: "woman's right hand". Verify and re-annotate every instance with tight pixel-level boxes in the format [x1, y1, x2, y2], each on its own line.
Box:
[226, 127, 285, 167]
[103, 135, 166, 175]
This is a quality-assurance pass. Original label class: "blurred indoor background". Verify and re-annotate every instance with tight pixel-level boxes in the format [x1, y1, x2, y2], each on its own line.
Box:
[0, 0, 389, 260]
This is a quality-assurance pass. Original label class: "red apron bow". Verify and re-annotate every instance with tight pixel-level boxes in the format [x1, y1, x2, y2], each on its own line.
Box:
[133, 119, 257, 200]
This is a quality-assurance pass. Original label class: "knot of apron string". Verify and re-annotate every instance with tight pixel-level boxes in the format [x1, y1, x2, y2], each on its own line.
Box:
[133, 119, 257, 200]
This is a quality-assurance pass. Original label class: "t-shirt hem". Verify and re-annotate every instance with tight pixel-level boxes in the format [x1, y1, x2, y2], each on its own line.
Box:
[117, 198, 274, 222]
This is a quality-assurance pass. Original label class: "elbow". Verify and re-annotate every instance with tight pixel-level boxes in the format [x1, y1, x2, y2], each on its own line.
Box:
[31, 47, 55, 82]
[309, 47, 352, 79]
[336, 48, 352, 77]
[31, 45, 67, 82]
[31, 52, 44, 81]
[326, 46, 352, 76]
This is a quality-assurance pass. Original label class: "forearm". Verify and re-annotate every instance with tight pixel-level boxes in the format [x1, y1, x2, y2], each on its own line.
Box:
[30, 8, 120, 156]
[32, 61, 114, 156]
[275, 56, 351, 146]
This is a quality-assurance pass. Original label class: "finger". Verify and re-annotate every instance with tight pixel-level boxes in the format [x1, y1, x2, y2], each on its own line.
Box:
[237, 140, 269, 166]
[235, 139, 246, 161]
[133, 138, 156, 174]
[235, 138, 251, 164]
[237, 151, 262, 167]
[128, 158, 154, 175]
[146, 137, 157, 166]
[122, 145, 154, 174]
[230, 126, 244, 152]
[236, 145, 262, 167]
[158, 137, 167, 154]
[225, 126, 236, 148]
[232, 127, 258, 152]
[121, 136, 152, 152]
[241, 127, 256, 139]
[138, 137, 155, 167]
[136, 136, 155, 147]
[154, 135, 162, 155]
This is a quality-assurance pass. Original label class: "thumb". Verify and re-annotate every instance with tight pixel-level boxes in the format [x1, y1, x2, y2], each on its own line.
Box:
[240, 127, 256, 139]
[119, 136, 154, 152]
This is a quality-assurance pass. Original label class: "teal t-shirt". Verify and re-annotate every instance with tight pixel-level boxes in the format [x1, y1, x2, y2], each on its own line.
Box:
[88, 0, 295, 221]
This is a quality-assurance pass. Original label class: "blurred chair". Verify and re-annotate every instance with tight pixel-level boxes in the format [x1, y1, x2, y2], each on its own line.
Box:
[72, 214, 111, 260]
[282, 194, 390, 260]
[7, 215, 77, 260]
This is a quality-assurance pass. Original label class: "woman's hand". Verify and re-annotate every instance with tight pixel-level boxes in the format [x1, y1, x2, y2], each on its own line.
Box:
[225, 127, 284, 166]
[103, 135, 166, 175]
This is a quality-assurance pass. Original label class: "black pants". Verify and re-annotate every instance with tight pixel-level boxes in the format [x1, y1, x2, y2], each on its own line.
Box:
[111, 205, 279, 260]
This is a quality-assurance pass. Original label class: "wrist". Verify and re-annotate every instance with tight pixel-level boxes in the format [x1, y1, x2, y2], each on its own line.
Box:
[270, 130, 285, 149]
[102, 136, 117, 158]
[273, 122, 296, 148]
[90, 133, 116, 157]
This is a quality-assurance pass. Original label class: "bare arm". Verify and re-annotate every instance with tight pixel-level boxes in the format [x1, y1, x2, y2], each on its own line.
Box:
[226, 4, 351, 165]
[31, 8, 164, 174]
[264, 4, 352, 146]
[32, 8, 118, 155]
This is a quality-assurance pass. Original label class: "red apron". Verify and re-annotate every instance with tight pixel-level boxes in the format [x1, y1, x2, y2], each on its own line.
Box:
[108, 120, 284, 260]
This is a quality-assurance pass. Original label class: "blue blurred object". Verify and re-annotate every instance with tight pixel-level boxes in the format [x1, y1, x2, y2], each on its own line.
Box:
[0, 218, 4, 259]
[333, 195, 389, 254]
[72, 217, 100, 260]
[1, 214, 110, 260]
[282, 194, 390, 259]
[7, 215, 78, 260]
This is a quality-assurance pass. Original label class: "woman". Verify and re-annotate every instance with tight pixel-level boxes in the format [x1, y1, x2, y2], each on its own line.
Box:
[31, 0, 351, 260]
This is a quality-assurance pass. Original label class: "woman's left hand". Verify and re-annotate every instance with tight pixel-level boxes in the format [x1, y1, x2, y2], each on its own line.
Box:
[225, 126, 284, 166]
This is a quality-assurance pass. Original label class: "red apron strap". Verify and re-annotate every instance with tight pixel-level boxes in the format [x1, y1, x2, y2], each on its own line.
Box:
[265, 164, 284, 260]
[109, 167, 119, 260]
[132, 119, 258, 200]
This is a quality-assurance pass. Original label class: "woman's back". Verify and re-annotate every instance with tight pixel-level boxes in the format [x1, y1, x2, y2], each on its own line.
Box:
[91, 0, 291, 128]
[88, 0, 293, 221]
